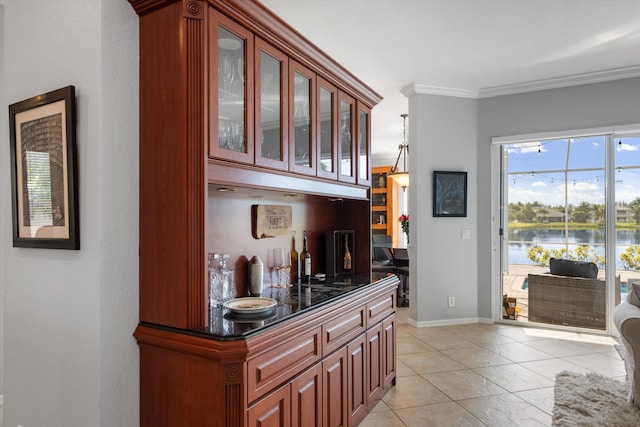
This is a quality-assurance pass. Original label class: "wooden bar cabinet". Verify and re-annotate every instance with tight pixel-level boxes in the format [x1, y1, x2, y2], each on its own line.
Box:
[127, 1, 394, 425]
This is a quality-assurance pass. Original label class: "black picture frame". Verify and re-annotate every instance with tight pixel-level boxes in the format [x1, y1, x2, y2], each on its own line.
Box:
[9, 86, 79, 249]
[433, 171, 467, 217]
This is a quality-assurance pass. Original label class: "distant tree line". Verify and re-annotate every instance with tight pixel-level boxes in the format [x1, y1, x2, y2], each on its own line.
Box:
[508, 198, 640, 224]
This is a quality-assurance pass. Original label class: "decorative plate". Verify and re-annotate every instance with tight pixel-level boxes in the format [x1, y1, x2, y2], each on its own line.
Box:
[224, 310, 277, 323]
[223, 297, 277, 314]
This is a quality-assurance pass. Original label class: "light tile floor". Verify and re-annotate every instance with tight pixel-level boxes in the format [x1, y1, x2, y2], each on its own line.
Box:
[360, 307, 627, 426]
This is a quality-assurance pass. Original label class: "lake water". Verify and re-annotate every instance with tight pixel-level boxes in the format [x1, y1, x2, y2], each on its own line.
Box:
[507, 228, 640, 268]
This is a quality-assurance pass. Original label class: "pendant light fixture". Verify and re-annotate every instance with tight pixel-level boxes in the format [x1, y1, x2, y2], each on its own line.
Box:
[387, 113, 409, 191]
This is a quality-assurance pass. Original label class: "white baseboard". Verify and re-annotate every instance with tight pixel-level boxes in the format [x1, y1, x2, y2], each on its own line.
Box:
[409, 317, 493, 328]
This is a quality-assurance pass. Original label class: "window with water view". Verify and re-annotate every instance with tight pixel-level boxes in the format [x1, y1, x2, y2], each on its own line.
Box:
[501, 134, 640, 330]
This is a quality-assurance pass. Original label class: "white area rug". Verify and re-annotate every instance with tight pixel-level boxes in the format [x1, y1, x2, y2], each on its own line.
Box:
[553, 371, 640, 426]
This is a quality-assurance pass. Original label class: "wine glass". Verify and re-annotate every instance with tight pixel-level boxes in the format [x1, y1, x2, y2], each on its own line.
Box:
[220, 53, 234, 93]
[266, 248, 276, 286]
[237, 56, 245, 85]
[230, 122, 244, 151]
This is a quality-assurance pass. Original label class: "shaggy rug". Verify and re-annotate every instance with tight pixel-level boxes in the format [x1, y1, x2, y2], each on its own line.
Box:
[553, 371, 640, 426]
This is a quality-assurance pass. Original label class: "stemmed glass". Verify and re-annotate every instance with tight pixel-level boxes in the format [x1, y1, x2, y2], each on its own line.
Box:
[236, 56, 245, 86]
[220, 53, 234, 93]
[265, 248, 276, 286]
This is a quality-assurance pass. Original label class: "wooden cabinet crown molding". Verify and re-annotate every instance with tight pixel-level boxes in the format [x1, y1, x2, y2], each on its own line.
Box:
[128, 0, 383, 107]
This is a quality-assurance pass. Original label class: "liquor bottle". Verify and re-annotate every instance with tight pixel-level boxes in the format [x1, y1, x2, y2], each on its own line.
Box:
[343, 235, 352, 271]
[290, 232, 299, 282]
[300, 231, 311, 282]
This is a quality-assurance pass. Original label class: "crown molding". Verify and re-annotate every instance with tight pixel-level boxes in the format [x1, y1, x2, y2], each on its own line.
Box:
[479, 65, 640, 98]
[403, 65, 640, 100]
[401, 82, 479, 99]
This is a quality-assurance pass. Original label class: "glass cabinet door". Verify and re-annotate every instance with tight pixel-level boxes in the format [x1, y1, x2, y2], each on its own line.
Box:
[317, 77, 338, 180]
[289, 60, 316, 175]
[210, 15, 254, 164]
[357, 102, 371, 186]
[255, 38, 288, 170]
[338, 92, 356, 183]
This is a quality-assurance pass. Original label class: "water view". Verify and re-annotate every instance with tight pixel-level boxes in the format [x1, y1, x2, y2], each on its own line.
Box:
[507, 227, 640, 268]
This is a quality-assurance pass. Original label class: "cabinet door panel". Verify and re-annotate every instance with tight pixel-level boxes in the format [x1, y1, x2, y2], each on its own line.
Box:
[248, 384, 291, 427]
[291, 363, 322, 427]
[347, 334, 367, 426]
[366, 323, 383, 404]
[356, 102, 371, 186]
[316, 77, 338, 180]
[337, 92, 356, 184]
[382, 314, 396, 389]
[255, 38, 288, 170]
[210, 14, 255, 164]
[323, 347, 348, 427]
[289, 60, 316, 175]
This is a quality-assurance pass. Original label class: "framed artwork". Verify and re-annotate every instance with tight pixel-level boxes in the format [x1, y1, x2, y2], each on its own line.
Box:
[9, 86, 79, 249]
[433, 171, 467, 217]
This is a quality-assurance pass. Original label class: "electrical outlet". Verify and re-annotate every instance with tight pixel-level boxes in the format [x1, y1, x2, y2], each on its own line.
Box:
[448, 296, 455, 307]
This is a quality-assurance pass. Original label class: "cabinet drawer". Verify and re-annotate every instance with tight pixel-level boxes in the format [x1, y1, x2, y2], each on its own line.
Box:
[367, 291, 395, 326]
[248, 327, 321, 403]
[322, 305, 365, 356]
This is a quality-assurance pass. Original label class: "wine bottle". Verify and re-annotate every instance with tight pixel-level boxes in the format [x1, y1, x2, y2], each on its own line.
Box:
[300, 231, 311, 282]
[290, 232, 299, 282]
[343, 235, 352, 271]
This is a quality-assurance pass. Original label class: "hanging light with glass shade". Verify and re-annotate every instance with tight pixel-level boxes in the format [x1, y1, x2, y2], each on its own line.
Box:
[387, 113, 409, 191]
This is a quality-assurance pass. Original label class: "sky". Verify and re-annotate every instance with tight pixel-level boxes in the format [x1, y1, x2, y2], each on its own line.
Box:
[506, 135, 640, 206]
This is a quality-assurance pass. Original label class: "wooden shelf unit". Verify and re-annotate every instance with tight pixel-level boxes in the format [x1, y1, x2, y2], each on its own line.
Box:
[371, 166, 398, 244]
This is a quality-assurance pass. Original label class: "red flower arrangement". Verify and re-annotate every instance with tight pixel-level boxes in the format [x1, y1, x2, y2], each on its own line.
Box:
[398, 214, 409, 243]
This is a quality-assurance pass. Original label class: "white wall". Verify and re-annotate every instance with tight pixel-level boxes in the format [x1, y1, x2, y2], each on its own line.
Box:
[0, 1, 139, 426]
[408, 92, 479, 324]
[477, 77, 640, 319]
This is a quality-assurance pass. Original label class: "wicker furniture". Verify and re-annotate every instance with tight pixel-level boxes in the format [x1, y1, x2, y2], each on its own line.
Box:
[528, 273, 621, 329]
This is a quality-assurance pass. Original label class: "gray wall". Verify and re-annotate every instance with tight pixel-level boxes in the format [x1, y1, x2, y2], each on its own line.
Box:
[408, 93, 479, 324]
[0, 0, 139, 425]
[477, 77, 640, 319]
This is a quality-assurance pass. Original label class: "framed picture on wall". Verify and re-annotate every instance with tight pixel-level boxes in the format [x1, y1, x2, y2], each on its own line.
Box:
[9, 86, 79, 249]
[433, 171, 467, 217]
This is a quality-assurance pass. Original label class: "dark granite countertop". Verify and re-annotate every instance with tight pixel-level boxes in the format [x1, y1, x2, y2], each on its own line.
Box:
[180, 272, 397, 340]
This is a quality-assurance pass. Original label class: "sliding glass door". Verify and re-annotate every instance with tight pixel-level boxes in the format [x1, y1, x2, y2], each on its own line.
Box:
[500, 136, 611, 330]
[615, 134, 640, 305]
